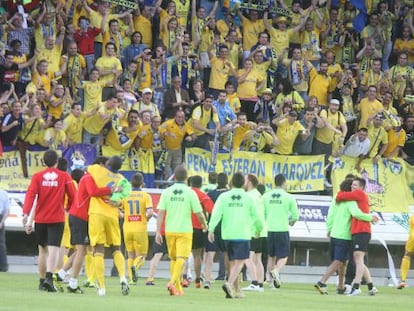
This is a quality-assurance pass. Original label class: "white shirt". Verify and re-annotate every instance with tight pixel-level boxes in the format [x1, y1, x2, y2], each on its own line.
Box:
[342, 136, 371, 157]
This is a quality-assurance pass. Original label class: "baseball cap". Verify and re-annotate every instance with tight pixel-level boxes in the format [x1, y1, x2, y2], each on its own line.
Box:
[263, 88, 273, 95]
[330, 99, 340, 105]
[142, 88, 153, 95]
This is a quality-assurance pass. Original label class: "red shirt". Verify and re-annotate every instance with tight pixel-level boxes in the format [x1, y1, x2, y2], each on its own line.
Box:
[23, 167, 77, 223]
[74, 28, 101, 55]
[191, 188, 214, 229]
[336, 189, 371, 234]
[69, 173, 112, 221]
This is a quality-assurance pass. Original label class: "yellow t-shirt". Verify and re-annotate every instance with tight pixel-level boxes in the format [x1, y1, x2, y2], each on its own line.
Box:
[159, 118, 193, 150]
[227, 43, 241, 70]
[227, 93, 241, 114]
[34, 24, 57, 49]
[240, 16, 265, 51]
[133, 15, 152, 48]
[89, 11, 118, 43]
[82, 80, 106, 112]
[46, 95, 65, 120]
[41, 128, 67, 149]
[105, 119, 141, 151]
[63, 112, 86, 144]
[308, 68, 332, 107]
[233, 123, 255, 150]
[394, 39, 414, 64]
[327, 63, 343, 92]
[102, 30, 128, 58]
[315, 109, 346, 144]
[367, 124, 388, 158]
[237, 69, 263, 99]
[240, 130, 274, 152]
[209, 57, 234, 90]
[87, 164, 125, 219]
[137, 59, 153, 91]
[358, 98, 384, 129]
[95, 55, 122, 86]
[19, 117, 45, 145]
[83, 103, 114, 135]
[32, 72, 55, 96]
[174, 0, 190, 26]
[389, 65, 414, 100]
[122, 189, 153, 233]
[384, 128, 406, 158]
[37, 45, 63, 77]
[300, 29, 321, 61]
[269, 28, 293, 57]
[137, 124, 154, 149]
[274, 119, 305, 155]
[189, 105, 219, 136]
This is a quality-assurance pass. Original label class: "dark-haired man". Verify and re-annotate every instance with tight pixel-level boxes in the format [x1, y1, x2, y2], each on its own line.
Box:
[208, 172, 263, 298]
[314, 177, 376, 295]
[262, 174, 298, 289]
[155, 165, 208, 296]
[22, 150, 77, 292]
[87, 155, 131, 296]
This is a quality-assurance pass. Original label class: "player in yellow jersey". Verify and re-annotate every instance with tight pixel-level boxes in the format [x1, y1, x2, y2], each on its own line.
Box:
[122, 173, 153, 285]
[87, 156, 131, 296]
[397, 215, 414, 289]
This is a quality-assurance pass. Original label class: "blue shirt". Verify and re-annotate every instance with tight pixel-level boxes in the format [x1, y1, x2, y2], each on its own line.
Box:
[213, 101, 236, 126]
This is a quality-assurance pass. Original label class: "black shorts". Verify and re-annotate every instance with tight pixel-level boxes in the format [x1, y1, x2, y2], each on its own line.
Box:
[209, 222, 226, 252]
[250, 237, 267, 253]
[69, 215, 89, 245]
[330, 237, 351, 262]
[153, 236, 168, 254]
[224, 240, 250, 260]
[267, 231, 290, 258]
[352, 233, 371, 253]
[35, 222, 65, 247]
[192, 228, 206, 250]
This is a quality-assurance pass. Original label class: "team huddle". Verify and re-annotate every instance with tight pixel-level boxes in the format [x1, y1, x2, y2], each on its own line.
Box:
[21, 150, 414, 298]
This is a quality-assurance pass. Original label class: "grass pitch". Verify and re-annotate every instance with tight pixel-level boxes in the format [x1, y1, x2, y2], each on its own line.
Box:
[0, 273, 411, 311]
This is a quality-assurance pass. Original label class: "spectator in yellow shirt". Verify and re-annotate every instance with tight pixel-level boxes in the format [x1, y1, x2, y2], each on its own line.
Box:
[272, 110, 308, 155]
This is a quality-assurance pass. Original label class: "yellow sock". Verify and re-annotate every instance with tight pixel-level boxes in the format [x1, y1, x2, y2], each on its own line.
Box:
[170, 259, 176, 277]
[85, 252, 94, 282]
[113, 250, 126, 279]
[400, 255, 411, 281]
[94, 253, 105, 289]
[171, 258, 185, 288]
[134, 256, 145, 270]
[127, 258, 134, 281]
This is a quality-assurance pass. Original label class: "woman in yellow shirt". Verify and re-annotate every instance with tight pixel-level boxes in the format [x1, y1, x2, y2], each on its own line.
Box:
[237, 58, 265, 121]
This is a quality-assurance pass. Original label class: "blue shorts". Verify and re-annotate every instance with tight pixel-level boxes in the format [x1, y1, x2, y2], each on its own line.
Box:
[224, 240, 250, 260]
[267, 232, 290, 258]
[330, 238, 351, 262]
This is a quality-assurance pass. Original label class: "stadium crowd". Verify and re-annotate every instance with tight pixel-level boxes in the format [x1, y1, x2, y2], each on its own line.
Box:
[0, 0, 413, 299]
[0, 0, 413, 188]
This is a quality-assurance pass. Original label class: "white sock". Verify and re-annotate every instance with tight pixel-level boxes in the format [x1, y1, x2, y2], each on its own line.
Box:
[58, 269, 66, 280]
[69, 278, 78, 289]
[120, 276, 127, 284]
